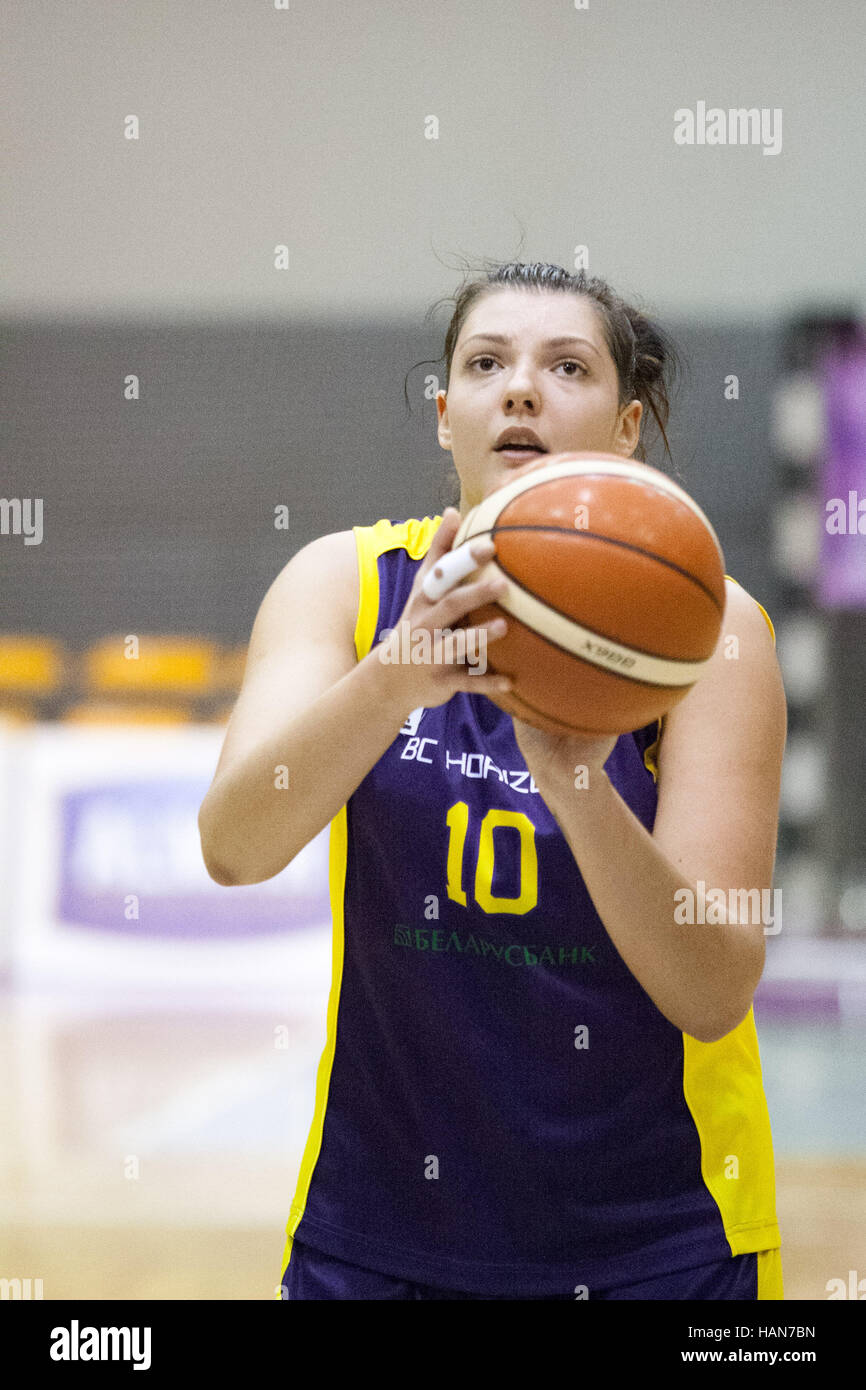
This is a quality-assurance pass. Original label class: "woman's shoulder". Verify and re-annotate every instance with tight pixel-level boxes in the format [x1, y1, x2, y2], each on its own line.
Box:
[280, 527, 359, 581]
[723, 575, 776, 647]
[263, 528, 360, 639]
[266, 516, 445, 623]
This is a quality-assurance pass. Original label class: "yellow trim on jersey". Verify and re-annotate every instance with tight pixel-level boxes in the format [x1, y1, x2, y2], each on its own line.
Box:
[278, 516, 443, 1295]
[662, 580, 780, 1264]
[277, 522, 782, 1292]
[682, 1014, 781, 1259]
[757, 1246, 785, 1300]
[353, 516, 444, 661]
[278, 797, 350, 1292]
[642, 723, 662, 783]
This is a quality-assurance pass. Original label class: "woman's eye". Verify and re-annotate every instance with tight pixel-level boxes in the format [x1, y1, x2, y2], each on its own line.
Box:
[469, 356, 587, 375]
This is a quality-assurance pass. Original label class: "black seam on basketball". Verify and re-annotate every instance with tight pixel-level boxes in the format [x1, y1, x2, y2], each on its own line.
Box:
[490, 525, 724, 614]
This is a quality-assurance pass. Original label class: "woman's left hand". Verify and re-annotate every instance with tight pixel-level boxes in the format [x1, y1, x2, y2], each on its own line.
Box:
[512, 715, 618, 791]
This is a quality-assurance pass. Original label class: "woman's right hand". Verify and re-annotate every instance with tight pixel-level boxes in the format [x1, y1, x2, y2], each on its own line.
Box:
[373, 507, 513, 710]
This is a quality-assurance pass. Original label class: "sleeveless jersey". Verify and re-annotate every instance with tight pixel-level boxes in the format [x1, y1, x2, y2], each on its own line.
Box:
[281, 515, 781, 1297]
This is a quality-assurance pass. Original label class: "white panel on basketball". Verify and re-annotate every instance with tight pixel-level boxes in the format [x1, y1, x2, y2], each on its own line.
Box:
[471, 558, 708, 687]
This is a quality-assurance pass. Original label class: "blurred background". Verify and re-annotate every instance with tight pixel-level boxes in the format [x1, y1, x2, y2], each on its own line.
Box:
[2, 0, 865, 1300]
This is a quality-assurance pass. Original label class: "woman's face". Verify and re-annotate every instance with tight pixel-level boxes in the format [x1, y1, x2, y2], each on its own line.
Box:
[436, 287, 643, 516]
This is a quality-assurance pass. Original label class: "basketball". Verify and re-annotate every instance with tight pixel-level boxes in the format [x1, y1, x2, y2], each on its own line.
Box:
[451, 452, 727, 736]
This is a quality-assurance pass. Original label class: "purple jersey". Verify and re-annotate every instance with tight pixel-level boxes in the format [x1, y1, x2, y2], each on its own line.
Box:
[280, 516, 780, 1297]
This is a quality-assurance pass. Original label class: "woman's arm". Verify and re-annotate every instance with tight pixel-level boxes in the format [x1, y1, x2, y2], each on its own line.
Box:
[197, 529, 392, 885]
[198, 517, 512, 885]
[527, 579, 787, 1043]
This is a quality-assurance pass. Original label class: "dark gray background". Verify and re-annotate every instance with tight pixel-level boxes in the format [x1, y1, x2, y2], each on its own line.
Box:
[1, 317, 781, 643]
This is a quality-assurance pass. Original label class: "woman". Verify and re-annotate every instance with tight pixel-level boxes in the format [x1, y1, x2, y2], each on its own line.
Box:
[198, 262, 787, 1300]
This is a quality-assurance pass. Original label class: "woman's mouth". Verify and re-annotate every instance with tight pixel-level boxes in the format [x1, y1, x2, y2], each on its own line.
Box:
[496, 446, 548, 463]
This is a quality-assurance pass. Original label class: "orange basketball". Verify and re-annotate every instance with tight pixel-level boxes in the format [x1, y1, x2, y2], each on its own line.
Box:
[452, 452, 727, 736]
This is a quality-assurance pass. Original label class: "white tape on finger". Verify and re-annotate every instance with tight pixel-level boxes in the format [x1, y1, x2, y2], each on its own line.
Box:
[421, 541, 482, 601]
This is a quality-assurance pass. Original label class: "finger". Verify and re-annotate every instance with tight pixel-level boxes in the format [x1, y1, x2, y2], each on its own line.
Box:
[412, 513, 457, 591]
[422, 540, 487, 601]
[430, 622, 509, 680]
[477, 617, 508, 639]
[424, 507, 460, 560]
[436, 572, 508, 624]
[456, 674, 513, 695]
[424, 508, 491, 570]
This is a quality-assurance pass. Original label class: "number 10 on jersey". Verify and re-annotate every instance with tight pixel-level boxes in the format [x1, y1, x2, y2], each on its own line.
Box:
[445, 802, 538, 915]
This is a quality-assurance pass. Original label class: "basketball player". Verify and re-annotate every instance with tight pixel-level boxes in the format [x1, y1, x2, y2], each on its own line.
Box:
[198, 263, 787, 1300]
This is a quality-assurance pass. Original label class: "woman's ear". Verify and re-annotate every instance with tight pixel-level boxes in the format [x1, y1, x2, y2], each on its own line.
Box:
[615, 399, 642, 456]
[437, 390, 452, 450]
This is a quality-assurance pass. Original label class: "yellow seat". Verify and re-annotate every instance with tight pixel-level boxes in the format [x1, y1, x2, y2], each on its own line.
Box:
[0, 636, 65, 694]
[61, 702, 193, 725]
[81, 637, 222, 696]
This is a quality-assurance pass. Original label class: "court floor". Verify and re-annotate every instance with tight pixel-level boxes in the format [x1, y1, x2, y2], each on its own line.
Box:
[1, 996, 863, 1300]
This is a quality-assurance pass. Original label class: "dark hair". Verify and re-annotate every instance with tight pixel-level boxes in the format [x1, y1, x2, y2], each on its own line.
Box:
[404, 259, 684, 508]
